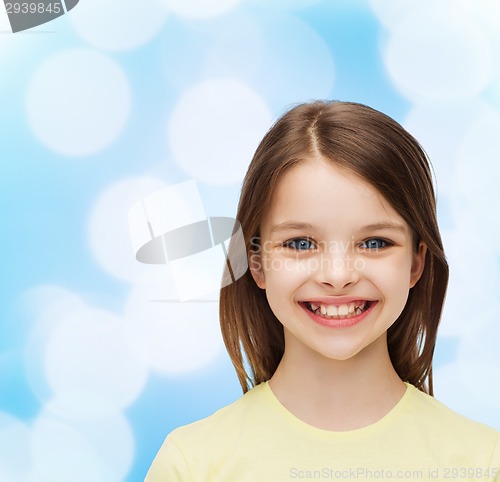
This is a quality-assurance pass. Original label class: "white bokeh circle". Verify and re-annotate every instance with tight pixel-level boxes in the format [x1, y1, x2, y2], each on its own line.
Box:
[23, 286, 87, 402]
[125, 273, 224, 374]
[454, 109, 500, 216]
[161, 12, 334, 113]
[31, 410, 134, 482]
[248, 0, 322, 10]
[88, 176, 168, 282]
[440, 109, 500, 341]
[203, 13, 264, 84]
[455, 322, 500, 411]
[439, 227, 500, 337]
[449, 108, 500, 267]
[0, 414, 32, 482]
[159, 0, 242, 19]
[383, 7, 493, 101]
[403, 99, 493, 196]
[44, 307, 148, 409]
[434, 360, 500, 432]
[168, 78, 272, 185]
[369, 0, 474, 31]
[26, 48, 131, 156]
[468, 0, 500, 57]
[432, 362, 494, 426]
[21, 285, 86, 324]
[254, 13, 335, 110]
[43, 391, 126, 422]
[70, 0, 169, 51]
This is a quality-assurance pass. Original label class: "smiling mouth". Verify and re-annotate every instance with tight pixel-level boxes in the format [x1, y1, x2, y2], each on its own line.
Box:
[302, 300, 374, 320]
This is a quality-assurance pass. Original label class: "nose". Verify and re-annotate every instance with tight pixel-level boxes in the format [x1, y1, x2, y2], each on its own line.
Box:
[312, 244, 361, 289]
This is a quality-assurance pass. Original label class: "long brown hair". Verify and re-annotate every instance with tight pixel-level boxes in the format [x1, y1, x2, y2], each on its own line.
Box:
[219, 100, 449, 396]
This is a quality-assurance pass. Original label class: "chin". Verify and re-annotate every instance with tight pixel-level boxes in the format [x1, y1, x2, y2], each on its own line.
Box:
[314, 345, 365, 362]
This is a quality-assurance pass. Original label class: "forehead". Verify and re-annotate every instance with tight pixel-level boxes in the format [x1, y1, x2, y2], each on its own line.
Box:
[261, 158, 408, 235]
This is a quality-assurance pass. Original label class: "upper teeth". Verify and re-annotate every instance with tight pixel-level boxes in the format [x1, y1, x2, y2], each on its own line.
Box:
[310, 301, 367, 316]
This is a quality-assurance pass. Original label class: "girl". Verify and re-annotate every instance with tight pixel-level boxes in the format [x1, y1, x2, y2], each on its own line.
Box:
[145, 101, 500, 481]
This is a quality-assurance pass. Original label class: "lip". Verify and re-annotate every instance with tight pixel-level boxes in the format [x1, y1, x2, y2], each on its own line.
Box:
[299, 300, 378, 328]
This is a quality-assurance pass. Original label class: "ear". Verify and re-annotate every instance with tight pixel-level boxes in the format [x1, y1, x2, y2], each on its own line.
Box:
[410, 242, 427, 288]
[248, 250, 266, 290]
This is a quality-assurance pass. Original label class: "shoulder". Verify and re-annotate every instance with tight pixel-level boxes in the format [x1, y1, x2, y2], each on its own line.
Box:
[169, 381, 267, 444]
[145, 383, 269, 481]
[406, 384, 500, 447]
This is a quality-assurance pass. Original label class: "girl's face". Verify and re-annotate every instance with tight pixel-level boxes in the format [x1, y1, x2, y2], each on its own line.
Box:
[249, 157, 426, 362]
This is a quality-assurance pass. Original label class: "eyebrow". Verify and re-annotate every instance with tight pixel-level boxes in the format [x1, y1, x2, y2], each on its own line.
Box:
[270, 221, 407, 234]
[270, 222, 317, 233]
[360, 222, 407, 233]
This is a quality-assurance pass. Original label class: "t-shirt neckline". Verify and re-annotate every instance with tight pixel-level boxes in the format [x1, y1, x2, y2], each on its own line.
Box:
[261, 380, 415, 439]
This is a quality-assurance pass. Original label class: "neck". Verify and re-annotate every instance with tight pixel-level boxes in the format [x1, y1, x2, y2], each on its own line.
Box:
[268, 332, 407, 431]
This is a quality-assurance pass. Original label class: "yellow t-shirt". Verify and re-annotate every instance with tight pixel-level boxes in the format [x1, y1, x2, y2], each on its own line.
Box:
[145, 381, 500, 482]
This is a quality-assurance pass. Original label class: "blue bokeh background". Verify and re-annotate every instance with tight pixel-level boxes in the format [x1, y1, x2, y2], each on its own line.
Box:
[1, 0, 500, 480]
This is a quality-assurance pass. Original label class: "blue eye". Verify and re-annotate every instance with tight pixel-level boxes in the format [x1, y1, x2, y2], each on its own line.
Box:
[360, 238, 390, 250]
[283, 238, 315, 250]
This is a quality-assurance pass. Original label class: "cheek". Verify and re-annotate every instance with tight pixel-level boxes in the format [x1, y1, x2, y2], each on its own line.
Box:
[362, 258, 413, 298]
[262, 258, 309, 307]
[263, 255, 310, 281]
